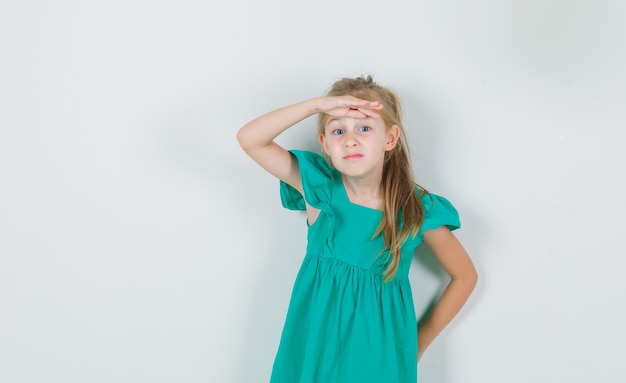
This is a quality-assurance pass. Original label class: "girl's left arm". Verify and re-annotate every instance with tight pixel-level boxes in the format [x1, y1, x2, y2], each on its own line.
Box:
[417, 227, 478, 361]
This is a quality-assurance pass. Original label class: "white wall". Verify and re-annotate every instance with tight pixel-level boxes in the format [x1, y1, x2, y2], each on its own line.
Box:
[1, 1, 624, 382]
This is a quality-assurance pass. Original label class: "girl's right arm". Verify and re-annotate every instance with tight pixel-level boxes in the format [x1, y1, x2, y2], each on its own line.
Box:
[236, 96, 382, 193]
[236, 98, 322, 194]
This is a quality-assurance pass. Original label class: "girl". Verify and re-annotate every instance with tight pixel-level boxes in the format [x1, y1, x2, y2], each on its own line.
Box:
[237, 76, 477, 383]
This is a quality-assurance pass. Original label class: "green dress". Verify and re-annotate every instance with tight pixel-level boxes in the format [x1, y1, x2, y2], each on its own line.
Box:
[271, 150, 460, 383]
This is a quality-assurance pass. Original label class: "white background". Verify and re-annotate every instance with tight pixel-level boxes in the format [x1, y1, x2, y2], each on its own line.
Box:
[1, 1, 625, 382]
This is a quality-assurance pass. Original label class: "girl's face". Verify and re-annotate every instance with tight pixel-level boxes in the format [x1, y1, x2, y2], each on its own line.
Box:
[319, 116, 399, 179]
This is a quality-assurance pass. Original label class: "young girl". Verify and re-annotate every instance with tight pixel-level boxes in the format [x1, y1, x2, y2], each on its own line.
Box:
[237, 76, 477, 383]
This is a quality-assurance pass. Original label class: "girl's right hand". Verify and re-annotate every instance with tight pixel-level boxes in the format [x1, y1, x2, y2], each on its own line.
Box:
[317, 95, 383, 119]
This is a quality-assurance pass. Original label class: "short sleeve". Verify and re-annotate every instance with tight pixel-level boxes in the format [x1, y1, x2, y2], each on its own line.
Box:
[280, 150, 332, 211]
[420, 193, 461, 233]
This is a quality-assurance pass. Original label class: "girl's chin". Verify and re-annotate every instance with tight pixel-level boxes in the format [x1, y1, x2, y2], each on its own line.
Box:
[334, 166, 369, 178]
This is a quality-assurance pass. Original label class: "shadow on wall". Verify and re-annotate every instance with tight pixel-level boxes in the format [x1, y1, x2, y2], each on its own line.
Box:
[157, 87, 329, 381]
[412, 244, 451, 382]
[169, 119, 321, 381]
[233, 138, 322, 382]
[413, 245, 449, 328]
[155, 107, 292, 381]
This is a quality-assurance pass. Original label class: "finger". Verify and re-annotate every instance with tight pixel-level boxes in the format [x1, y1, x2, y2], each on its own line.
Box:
[357, 106, 381, 118]
[341, 96, 382, 109]
[344, 108, 368, 118]
[345, 100, 382, 117]
[343, 108, 378, 119]
[352, 99, 382, 109]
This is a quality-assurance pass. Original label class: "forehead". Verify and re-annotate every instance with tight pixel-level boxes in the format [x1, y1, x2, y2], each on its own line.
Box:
[324, 117, 387, 135]
[326, 116, 380, 126]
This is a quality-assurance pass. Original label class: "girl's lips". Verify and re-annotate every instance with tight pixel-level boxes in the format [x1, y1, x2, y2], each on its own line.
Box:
[343, 154, 363, 160]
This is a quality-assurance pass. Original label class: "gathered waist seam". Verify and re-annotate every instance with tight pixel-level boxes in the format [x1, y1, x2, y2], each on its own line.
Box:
[302, 253, 409, 281]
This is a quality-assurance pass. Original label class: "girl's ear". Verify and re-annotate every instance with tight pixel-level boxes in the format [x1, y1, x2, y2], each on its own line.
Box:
[319, 133, 330, 155]
[385, 125, 401, 151]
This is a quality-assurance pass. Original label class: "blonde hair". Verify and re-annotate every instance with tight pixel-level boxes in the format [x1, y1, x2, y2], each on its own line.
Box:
[318, 75, 426, 282]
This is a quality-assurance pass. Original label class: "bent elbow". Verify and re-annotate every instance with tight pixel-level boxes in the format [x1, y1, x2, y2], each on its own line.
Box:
[468, 270, 478, 291]
[236, 128, 253, 152]
[235, 128, 246, 148]
[454, 268, 478, 292]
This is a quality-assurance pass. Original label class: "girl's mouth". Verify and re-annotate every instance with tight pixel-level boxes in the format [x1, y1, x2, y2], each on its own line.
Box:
[343, 154, 363, 160]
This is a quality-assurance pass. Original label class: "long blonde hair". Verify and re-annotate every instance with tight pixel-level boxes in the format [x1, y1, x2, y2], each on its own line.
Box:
[318, 75, 426, 281]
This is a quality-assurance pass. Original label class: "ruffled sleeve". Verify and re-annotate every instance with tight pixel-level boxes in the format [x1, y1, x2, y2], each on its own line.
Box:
[280, 150, 333, 212]
[420, 193, 461, 233]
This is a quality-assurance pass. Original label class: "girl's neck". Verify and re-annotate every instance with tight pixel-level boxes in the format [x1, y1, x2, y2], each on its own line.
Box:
[342, 173, 384, 209]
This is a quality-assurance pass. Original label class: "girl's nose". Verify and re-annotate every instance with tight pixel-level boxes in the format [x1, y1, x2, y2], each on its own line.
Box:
[344, 132, 358, 147]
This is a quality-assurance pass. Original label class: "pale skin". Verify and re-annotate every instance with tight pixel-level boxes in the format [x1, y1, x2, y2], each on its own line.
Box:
[236, 95, 477, 362]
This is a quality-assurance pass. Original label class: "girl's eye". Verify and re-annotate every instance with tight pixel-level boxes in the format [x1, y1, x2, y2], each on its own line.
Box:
[358, 126, 372, 132]
[332, 129, 345, 135]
